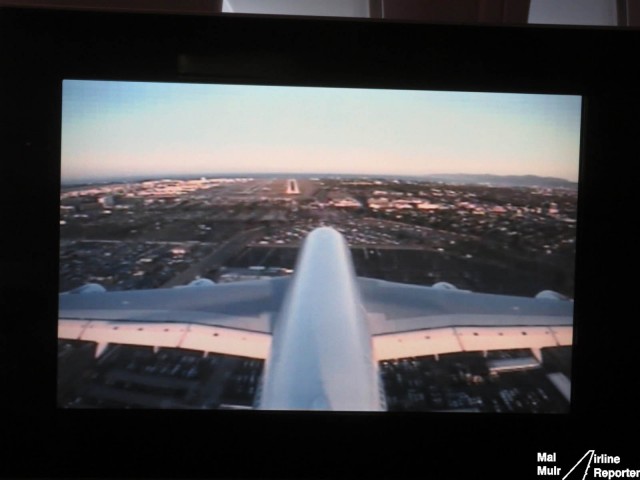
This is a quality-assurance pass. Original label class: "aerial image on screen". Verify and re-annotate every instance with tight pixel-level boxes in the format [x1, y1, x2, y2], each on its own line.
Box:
[58, 80, 580, 411]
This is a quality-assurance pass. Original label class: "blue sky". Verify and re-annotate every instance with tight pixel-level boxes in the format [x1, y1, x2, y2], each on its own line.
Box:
[61, 80, 582, 182]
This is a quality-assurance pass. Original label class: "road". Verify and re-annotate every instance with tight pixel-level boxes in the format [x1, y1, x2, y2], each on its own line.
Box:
[161, 227, 266, 287]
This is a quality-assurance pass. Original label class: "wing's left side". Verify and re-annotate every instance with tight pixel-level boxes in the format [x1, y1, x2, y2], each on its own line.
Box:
[58, 278, 289, 409]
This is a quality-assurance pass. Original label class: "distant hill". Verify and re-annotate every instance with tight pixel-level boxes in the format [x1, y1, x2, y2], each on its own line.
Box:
[422, 174, 577, 189]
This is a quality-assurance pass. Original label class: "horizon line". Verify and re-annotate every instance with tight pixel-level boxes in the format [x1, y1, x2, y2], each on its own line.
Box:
[60, 171, 578, 186]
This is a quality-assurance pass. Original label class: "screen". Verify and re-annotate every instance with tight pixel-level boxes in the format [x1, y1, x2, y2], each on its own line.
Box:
[58, 79, 582, 412]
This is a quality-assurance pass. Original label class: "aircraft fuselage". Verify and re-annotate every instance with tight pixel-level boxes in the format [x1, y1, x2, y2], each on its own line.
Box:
[257, 227, 385, 411]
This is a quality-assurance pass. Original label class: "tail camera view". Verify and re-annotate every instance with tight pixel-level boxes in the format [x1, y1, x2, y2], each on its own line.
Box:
[58, 81, 580, 412]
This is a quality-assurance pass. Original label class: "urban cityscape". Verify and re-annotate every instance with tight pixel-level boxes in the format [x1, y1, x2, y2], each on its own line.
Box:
[59, 174, 576, 411]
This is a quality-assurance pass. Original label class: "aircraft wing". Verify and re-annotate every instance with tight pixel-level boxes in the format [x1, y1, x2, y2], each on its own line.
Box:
[58, 277, 290, 359]
[358, 277, 573, 361]
[58, 227, 574, 410]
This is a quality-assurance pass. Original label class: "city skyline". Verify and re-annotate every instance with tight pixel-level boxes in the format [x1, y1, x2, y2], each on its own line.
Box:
[61, 80, 582, 183]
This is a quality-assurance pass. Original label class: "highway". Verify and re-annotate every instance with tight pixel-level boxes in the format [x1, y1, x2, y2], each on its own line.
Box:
[161, 227, 266, 287]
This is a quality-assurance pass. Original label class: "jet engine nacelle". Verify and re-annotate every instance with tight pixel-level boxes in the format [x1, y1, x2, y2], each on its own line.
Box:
[66, 283, 107, 294]
[187, 278, 216, 287]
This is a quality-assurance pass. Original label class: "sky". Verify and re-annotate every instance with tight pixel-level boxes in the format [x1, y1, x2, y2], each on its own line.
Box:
[61, 80, 582, 183]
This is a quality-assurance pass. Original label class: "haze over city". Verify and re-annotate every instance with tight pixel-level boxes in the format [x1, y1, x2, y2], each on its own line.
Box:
[61, 80, 582, 183]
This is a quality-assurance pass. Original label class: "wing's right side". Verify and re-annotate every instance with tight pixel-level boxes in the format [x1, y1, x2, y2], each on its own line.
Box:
[359, 277, 572, 357]
[359, 277, 573, 411]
